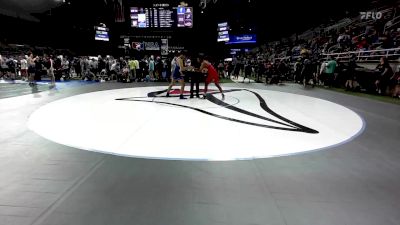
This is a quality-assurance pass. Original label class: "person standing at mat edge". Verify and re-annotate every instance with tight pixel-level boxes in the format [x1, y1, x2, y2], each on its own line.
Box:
[200, 56, 225, 100]
[46, 55, 56, 88]
[166, 52, 187, 99]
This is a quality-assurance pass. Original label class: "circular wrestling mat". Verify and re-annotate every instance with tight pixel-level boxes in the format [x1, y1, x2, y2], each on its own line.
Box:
[28, 86, 364, 161]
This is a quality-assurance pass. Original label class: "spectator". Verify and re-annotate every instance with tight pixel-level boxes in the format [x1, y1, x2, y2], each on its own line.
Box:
[217, 61, 224, 78]
[46, 55, 55, 87]
[80, 57, 88, 78]
[73, 57, 81, 77]
[379, 31, 390, 48]
[89, 58, 98, 77]
[34, 56, 43, 81]
[324, 56, 337, 87]
[300, 52, 315, 87]
[52, 56, 61, 80]
[27, 54, 36, 85]
[243, 60, 252, 83]
[128, 57, 136, 81]
[357, 37, 369, 50]
[133, 57, 140, 81]
[256, 60, 264, 82]
[392, 68, 400, 98]
[344, 55, 360, 91]
[20, 55, 28, 81]
[0, 55, 6, 79]
[98, 56, 106, 76]
[155, 57, 163, 81]
[6, 56, 16, 80]
[148, 56, 155, 80]
[390, 65, 400, 98]
[337, 29, 351, 50]
[61, 57, 70, 79]
[232, 57, 241, 80]
[110, 59, 120, 80]
[375, 57, 393, 95]
[294, 58, 303, 83]
[139, 58, 147, 81]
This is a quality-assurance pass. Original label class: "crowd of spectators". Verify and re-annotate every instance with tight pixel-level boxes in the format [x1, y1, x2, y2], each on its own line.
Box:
[1, 6, 400, 98]
[224, 6, 400, 98]
[0, 53, 178, 83]
[259, 6, 400, 62]
[224, 50, 399, 98]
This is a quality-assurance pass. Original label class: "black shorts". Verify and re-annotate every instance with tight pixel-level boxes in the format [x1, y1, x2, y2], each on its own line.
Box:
[28, 66, 35, 74]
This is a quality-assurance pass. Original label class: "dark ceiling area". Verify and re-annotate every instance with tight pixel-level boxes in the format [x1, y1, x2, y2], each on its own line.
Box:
[0, 0, 61, 21]
[1, 0, 399, 55]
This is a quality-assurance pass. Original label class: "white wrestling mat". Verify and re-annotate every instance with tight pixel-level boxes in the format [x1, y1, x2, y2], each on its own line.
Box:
[28, 86, 364, 161]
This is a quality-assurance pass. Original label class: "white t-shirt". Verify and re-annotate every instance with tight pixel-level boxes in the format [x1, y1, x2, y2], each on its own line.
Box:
[320, 62, 327, 75]
[171, 57, 177, 72]
[49, 59, 54, 71]
[90, 60, 98, 69]
[62, 60, 69, 69]
[20, 59, 28, 70]
[111, 62, 118, 71]
[0, 57, 7, 69]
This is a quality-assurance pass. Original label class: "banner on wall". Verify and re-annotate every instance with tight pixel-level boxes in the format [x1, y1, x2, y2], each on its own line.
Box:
[143, 41, 161, 51]
[226, 34, 257, 44]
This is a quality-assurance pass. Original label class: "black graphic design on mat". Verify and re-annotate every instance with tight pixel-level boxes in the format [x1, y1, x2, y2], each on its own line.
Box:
[116, 89, 318, 134]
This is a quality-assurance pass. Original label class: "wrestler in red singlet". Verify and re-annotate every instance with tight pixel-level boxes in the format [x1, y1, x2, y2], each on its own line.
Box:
[200, 57, 225, 100]
[204, 62, 220, 84]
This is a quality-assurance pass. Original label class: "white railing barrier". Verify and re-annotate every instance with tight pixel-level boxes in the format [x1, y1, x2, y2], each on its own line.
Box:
[271, 48, 399, 65]
[322, 47, 400, 61]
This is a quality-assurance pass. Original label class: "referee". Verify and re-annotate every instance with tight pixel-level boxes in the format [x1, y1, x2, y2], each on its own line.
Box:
[188, 56, 204, 98]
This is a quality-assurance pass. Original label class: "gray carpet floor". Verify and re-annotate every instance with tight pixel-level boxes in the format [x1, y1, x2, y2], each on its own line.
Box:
[0, 82, 399, 225]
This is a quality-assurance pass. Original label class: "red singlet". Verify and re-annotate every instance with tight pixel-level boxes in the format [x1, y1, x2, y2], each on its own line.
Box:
[204, 62, 219, 84]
